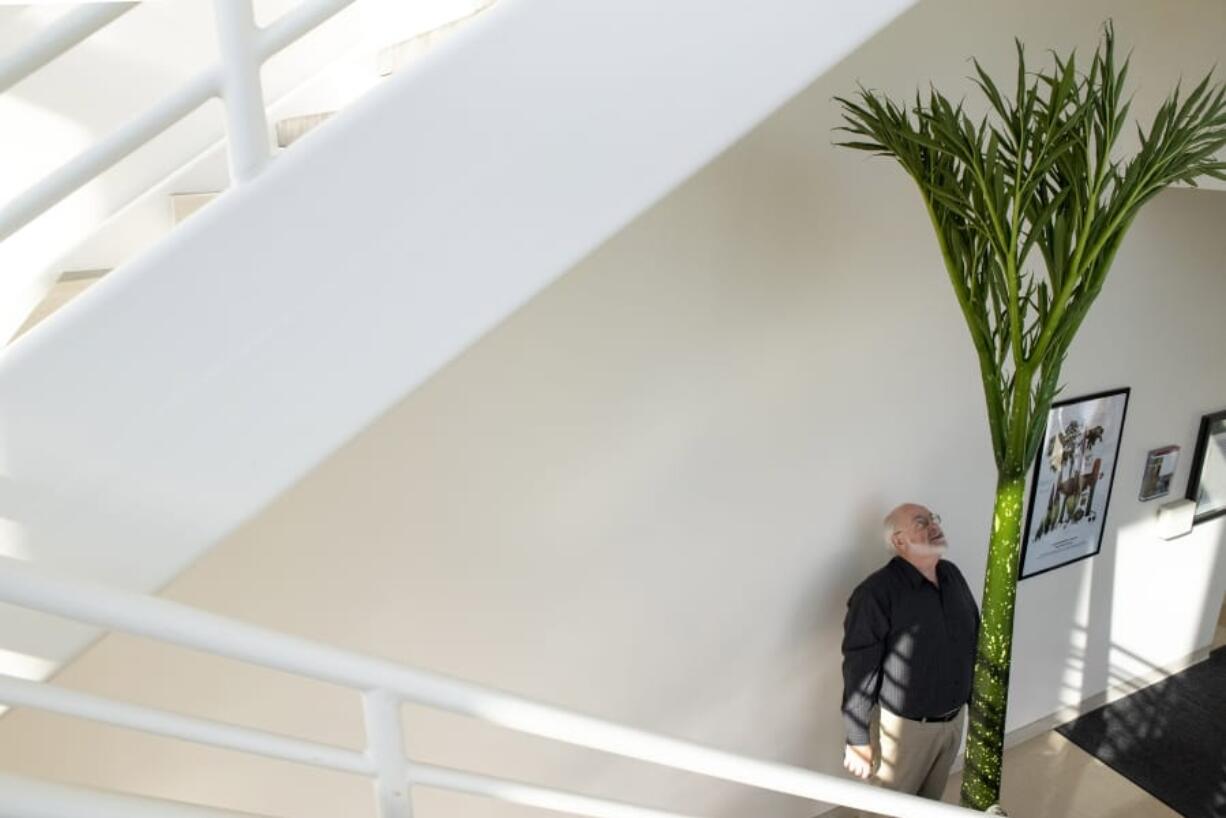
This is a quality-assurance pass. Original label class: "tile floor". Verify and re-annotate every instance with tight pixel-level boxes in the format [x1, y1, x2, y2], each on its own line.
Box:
[835, 619, 1226, 818]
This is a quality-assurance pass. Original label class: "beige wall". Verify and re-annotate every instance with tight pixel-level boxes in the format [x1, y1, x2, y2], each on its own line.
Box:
[3, 2, 1226, 817]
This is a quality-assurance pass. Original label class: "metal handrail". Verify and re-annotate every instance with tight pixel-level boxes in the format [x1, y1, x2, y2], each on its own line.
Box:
[0, 557, 979, 818]
[0, 673, 696, 818]
[0, 673, 373, 775]
[0, 3, 137, 94]
[0, 0, 357, 244]
[0, 69, 220, 244]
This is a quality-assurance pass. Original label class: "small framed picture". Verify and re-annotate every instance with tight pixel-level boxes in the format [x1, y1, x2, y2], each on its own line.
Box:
[1139, 446, 1180, 502]
[1020, 388, 1130, 580]
[1186, 410, 1226, 525]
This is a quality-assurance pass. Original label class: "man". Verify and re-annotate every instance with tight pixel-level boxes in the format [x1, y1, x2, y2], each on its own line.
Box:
[840, 503, 980, 802]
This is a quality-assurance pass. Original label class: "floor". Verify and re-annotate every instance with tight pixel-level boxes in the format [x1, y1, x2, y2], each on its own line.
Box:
[940, 730, 1183, 817]
[835, 617, 1226, 818]
[945, 618, 1226, 818]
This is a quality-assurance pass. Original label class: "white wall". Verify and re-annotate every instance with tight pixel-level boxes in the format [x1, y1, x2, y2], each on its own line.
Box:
[2, 2, 1225, 818]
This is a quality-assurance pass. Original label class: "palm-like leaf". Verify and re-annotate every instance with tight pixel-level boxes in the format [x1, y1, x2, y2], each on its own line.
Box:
[838, 24, 1225, 470]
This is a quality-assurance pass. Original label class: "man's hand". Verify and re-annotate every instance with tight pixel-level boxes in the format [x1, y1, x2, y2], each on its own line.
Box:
[843, 743, 874, 779]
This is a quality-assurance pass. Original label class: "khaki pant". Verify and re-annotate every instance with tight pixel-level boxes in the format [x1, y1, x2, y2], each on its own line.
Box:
[866, 706, 966, 805]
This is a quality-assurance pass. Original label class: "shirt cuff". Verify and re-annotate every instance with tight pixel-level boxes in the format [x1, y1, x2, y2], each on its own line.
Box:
[843, 717, 871, 747]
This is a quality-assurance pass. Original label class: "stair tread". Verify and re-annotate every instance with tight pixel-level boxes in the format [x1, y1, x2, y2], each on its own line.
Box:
[275, 111, 335, 148]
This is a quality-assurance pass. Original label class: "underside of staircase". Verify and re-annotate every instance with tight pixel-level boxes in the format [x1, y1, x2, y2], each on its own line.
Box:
[0, 0, 914, 677]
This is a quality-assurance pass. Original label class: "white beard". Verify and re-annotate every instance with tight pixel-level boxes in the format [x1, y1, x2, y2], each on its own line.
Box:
[910, 540, 948, 558]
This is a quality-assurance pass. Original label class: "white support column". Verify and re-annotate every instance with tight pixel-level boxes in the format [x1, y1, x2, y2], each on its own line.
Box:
[213, 0, 271, 183]
[363, 690, 413, 818]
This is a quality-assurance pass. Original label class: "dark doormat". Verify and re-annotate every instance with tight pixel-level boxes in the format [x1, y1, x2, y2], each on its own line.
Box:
[1056, 646, 1226, 818]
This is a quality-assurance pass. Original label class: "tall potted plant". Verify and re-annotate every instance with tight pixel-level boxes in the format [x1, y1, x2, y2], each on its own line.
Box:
[836, 25, 1226, 810]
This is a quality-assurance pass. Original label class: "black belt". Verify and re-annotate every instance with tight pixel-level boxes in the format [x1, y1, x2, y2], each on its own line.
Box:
[913, 706, 963, 724]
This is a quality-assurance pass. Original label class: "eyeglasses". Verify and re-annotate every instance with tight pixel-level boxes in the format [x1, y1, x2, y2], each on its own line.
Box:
[902, 513, 941, 534]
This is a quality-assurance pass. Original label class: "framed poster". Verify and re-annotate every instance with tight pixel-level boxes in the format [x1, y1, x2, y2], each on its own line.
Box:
[1139, 445, 1180, 502]
[1019, 388, 1130, 580]
[1186, 409, 1226, 525]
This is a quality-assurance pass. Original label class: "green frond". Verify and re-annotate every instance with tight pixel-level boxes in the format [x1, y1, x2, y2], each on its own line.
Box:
[834, 23, 1226, 475]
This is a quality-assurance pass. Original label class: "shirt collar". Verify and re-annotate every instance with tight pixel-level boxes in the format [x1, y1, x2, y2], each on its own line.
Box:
[892, 555, 942, 588]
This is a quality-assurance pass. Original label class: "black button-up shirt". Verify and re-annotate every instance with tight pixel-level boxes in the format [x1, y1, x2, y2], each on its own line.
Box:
[840, 556, 980, 745]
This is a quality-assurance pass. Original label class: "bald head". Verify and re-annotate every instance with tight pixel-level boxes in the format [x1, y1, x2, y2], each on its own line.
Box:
[883, 503, 946, 553]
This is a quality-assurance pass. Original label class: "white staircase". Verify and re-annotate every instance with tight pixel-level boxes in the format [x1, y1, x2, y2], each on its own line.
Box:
[3, 1, 495, 343]
[0, 0, 913, 723]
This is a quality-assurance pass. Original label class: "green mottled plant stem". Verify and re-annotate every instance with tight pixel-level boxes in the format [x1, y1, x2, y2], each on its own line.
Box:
[961, 473, 1026, 810]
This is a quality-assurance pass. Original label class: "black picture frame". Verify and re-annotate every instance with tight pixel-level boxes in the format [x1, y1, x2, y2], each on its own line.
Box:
[1185, 409, 1226, 525]
[1019, 387, 1131, 581]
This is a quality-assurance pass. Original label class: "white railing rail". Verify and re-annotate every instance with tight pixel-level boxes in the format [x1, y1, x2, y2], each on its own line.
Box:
[0, 3, 137, 94]
[0, 557, 980, 818]
[0, 0, 357, 244]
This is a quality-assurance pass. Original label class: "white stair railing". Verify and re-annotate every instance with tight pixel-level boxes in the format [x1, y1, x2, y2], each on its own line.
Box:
[0, 0, 358, 245]
[0, 557, 979, 818]
[0, 3, 137, 94]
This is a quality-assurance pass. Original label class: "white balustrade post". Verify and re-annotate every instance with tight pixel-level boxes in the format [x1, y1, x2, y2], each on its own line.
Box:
[213, 0, 271, 183]
[363, 690, 413, 818]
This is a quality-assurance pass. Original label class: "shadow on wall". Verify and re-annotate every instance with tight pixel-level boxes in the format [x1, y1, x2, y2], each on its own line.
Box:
[1056, 510, 1226, 818]
[1010, 506, 1226, 818]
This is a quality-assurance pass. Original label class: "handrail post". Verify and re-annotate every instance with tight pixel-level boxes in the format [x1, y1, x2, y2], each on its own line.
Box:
[213, 0, 271, 183]
[363, 690, 413, 818]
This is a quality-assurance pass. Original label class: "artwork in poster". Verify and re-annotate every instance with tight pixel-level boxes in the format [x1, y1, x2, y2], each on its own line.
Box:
[1187, 410, 1226, 525]
[1020, 388, 1130, 580]
[1139, 445, 1180, 502]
